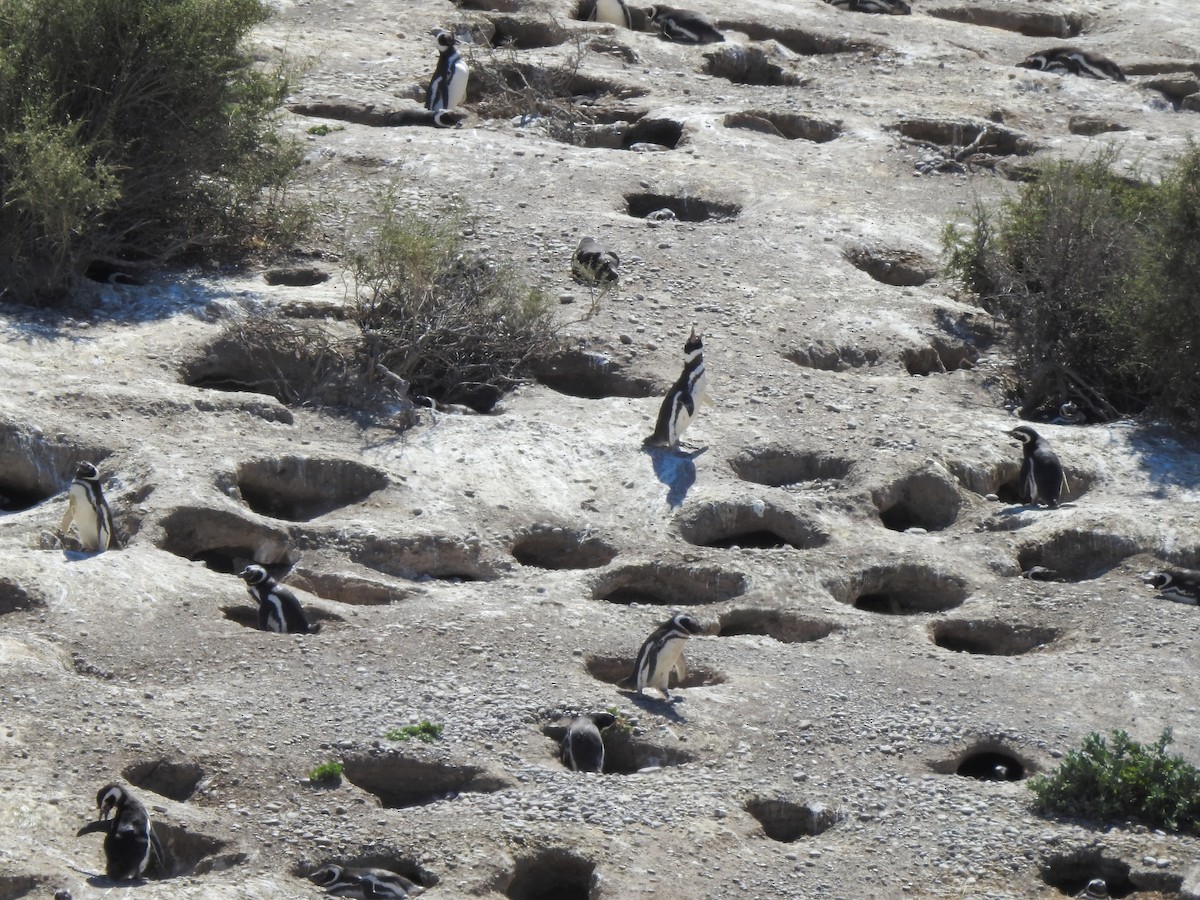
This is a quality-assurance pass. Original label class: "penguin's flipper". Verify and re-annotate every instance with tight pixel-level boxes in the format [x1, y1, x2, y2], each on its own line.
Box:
[76, 819, 109, 837]
[672, 651, 688, 684]
[681, 392, 695, 416]
[698, 391, 715, 408]
[60, 499, 75, 532]
[1018, 461, 1036, 505]
[147, 828, 167, 877]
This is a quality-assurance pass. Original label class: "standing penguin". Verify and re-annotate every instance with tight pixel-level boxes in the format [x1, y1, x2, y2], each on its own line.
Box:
[76, 784, 164, 881]
[59, 461, 116, 552]
[644, 327, 713, 449]
[1010, 426, 1068, 508]
[309, 863, 423, 898]
[238, 565, 321, 634]
[587, 0, 633, 28]
[561, 712, 618, 773]
[627, 613, 705, 699]
[644, 6, 724, 43]
[426, 30, 469, 112]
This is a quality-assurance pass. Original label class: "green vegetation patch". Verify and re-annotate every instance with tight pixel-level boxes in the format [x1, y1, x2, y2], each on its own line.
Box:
[386, 721, 444, 743]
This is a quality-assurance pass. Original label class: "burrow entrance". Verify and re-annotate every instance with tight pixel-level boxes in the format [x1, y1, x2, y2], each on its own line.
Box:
[341, 754, 514, 809]
[288, 568, 408, 606]
[901, 338, 978, 375]
[151, 823, 245, 878]
[123, 758, 205, 802]
[0, 876, 40, 900]
[220, 603, 340, 632]
[717, 20, 881, 55]
[678, 499, 829, 550]
[931, 739, 1034, 783]
[624, 193, 740, 223]
[157, 507, 294, 575]
[0, 578, 42, 617]
[468, 63, 646, 106]
[931, 620, 1060, 655]
[503, 849, 598, 900]
[724, 110, 841, 142]
[785, 340, 882, 371]
[730, 447, 853, 488]
[585, 654, 726, 691]
[348, 533, 496, 583]
[745, 798, 838, 842]
[484, 15, 568, 49]
[560, 114, 684, 151]
[511, 526, 617, 570]
[827, 564, 969, 614]
[0, 423, 110, 513]
[592, 563, 747, 604]
[946, 459, 1093, 505]
[926, 6, 1083, 38]
[704, 45, 802, 86]
[718, 609, 837, 644]
[872, 470, 963, 532]
[543, 722, 695, 774]
[534, 349, 661, 399]
[236, 457, 388, 522]
[892, 117, 1037, 157]
[1017, 531, 1144, 582]
[296, 853, 437, 891]
[1040, 850, 1146, 898]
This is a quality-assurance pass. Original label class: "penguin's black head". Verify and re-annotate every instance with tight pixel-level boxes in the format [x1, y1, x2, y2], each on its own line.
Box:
[589, 712, 618, 730]
[308, 864, 344, 886]
[644, 5, 661, 21]
[95, 783, 127, 819]
[238, 565, 270, 586]
[433, 109, 465, 128]
[683, 327, 702, 355]
[1009, 425, 1041, 447]
[435, 29, 456, 49]
[75, 461, 101, 482]
[1143, 571, 1171, 589]
[673, 613, 705, 635]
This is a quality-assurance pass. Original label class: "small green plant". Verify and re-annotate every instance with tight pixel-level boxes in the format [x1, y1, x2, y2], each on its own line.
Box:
[1028, 729, 1200, 835]
[306, 124, 344, 136]
[605, 706, 633, 734]
[386, 721, 444, 743]
[308, 761, 344, 783]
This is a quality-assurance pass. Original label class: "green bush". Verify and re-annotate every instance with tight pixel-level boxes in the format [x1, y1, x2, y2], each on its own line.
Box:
[943, 146, 1200, 423]
[385, 721, 444, 743]
[307, 760, 344, 784]
[0, 0, 301, 304]
[1029, 729, 1200, 834]
[349, 193, 559, 411]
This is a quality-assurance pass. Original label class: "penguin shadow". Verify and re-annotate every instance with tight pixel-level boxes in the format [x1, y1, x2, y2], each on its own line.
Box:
[617, 689, 688, 723]
[643, 446, 706, 508]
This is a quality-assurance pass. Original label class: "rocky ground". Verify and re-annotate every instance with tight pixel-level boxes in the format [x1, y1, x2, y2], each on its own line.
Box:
[2, 0, 1200, 898]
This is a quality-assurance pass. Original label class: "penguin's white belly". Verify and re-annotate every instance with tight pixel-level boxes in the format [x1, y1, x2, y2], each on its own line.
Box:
[67, 485, 102, 550]
[448, 61, 469, 109]
[648, 640, 686, 690]
[593, 0, 628, 26]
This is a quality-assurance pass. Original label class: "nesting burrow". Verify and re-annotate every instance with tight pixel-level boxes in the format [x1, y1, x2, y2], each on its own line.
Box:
[534, 349, 661, 399]
[872, 470, 963, 532]
[931, 738, 1034, 782]
[288, 569, 408, 606]
[157, 507, 293, 574]
[467, 63, 645, 105]
[585, 654, 726, 691]
[295, 855, 437, 891]
[592, 562, 747, 604]
[348, 533, 496, 582]
[724, 110, 841, 142]
[717, 608, 836, 643]
[511, 526, 617, 570]
[704, 44, 802, 86]
[678, 499, 829, 550]
[745, 798, 838, 842]
[926, 5, 1083, 38]
[785, 340, 882, 371]
[0, 423, 110, 513]
[901, 337, 978, 375]
[484, 14, 567, 49]
[716, 20, 881, 55]
[844, 245, 938, 287]
[946, 458, 1093, 505]
[460, 0, 520, 10]
[503, 849, 598, 900]
[892, 117, 1037, 157]
[180, 332, 313, 405]
[931, 620, 1060, 655]
[151, 822, 243, 878]
[1040, 850, 1146, 898]
[563, 113, 685, 150]
[123, 758, 205, 802]
[730, 447, 852, 488]
[235, 457, 388, 522]
[0, 578, 42, 617]
[220, 602, 341, 631]
[1017, 530, 1144, 582]
[543, 722, 695, 774]
[341, 754, 514, 809]
[624, 192, 741, 222]
[827, 564, 970, 614]
[0, 876, 41, 899]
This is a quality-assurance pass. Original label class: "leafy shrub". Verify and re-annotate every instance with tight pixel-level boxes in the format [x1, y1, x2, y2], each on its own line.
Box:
[1029, 729, 1200, 834]
[308, 761, 344, 784]
[0, 0, 301, 304]
[385, 721, 444, 743]
[943, 146, 1200, 423]
[349, 193, 559, 411]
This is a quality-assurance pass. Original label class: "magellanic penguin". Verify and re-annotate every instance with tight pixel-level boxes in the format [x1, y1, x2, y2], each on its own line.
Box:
[587, 0, 633, 28]
[237, 565, 321, 634]
[76, 783, 164, 882]
[644, 6, 725, 43]
[60, 461, 116, 552]
[1009, 425, 1068, 508]
[824, 0, 911, 12]
[644, 327, 713, 449]
[1018, 47, 1126, 81]
[1075, 879, 1110, 900]
[426, 30, 469, 112]
[572, 237, 620, 289]
[309, 863, 423, 898]
[627, 613, 705, 699]
[1143, 570, 1200, 606]
[561, 712, 618, 773]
